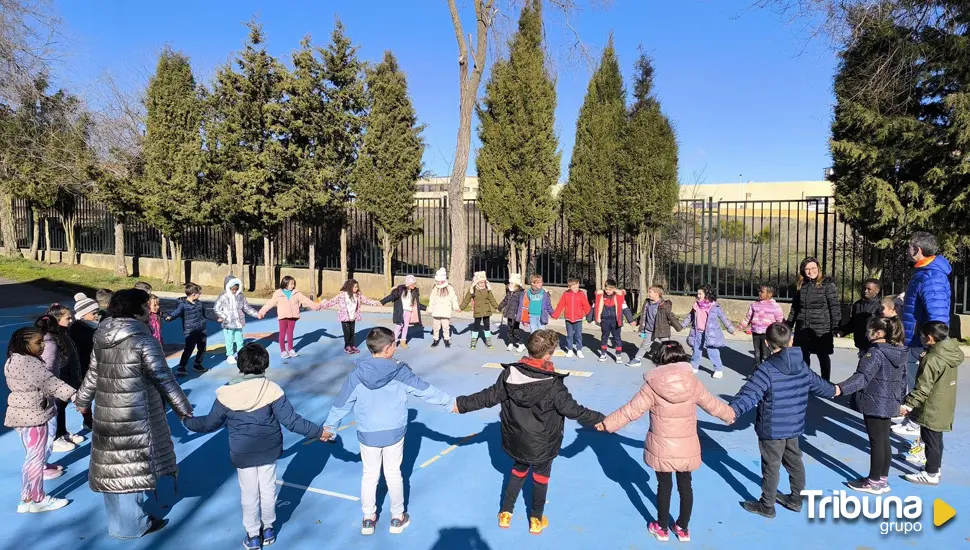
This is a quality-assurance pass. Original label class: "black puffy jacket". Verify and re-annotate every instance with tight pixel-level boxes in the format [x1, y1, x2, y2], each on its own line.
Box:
[787, 277, 841, 335]
[457, 359, 604, 464]
[841, 297, 882, 350]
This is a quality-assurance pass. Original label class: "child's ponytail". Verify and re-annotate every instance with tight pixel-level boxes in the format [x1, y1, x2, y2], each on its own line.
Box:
[867, 316, 904, 346]
[656, 340, 692, 365]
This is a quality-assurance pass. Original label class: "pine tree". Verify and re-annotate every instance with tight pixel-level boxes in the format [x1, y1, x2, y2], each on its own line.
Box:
[477, 0, 560, 277]
[562, 35, 625, 288]
[619, 53, 678, 294]
[354, 51, 426, 292]
[142, 47, 205, 284]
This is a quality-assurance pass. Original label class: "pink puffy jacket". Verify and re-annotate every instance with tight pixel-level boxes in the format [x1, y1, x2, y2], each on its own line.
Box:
[602, 362, 734, 472]
[258, 289, 319, 320]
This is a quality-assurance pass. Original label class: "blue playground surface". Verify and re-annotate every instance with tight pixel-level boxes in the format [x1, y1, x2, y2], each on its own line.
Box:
[0, 297, 968, 550]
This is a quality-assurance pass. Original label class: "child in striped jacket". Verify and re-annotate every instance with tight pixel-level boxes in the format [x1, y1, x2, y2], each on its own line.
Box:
[738, 285, 784, 370]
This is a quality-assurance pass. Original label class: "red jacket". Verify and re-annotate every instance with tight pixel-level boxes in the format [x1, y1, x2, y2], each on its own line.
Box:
[552, 290, 591, 322]
[592, 290, 634, 326]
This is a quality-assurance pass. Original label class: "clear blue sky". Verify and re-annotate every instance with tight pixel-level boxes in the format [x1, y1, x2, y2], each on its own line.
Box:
[52, 0, 836, 185]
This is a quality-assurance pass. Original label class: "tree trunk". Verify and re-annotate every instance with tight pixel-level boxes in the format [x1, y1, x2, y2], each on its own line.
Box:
[234, 231, 245, 288]
[382, 231, 394, 293]
[60, 214, 76, 265]
[865, 246, 887, 280]
[592, 235, 608, 290]
[0, 190, 22, 257]
[636, 232, 648, 302]
[506, 236, 517, 278]
[226, 242, 233, 276]
[263, 234, 273, 291]
[44, 217, 51, 264]
[308, 226, 317, 297]
[647, 230, 658, 290]
[29, 205, 39, 260]
[172, 241, 183, 286]
[161, 233, 172, 284]
[113, 219, 127, 277]
[340, 225, 349, 282]
[519, 241, 529, 280]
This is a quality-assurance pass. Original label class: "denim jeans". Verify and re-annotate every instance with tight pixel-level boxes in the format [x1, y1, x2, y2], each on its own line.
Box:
[528, 317, 544, 332]
[690, 333, 724, 372]
[104, 491, 151, 539]
[565, 321, 583, 350]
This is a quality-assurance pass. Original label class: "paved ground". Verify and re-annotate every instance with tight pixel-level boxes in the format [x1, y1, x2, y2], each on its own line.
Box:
[0, 298, 967, 550]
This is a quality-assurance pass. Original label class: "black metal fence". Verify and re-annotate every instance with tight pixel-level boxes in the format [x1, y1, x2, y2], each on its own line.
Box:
[11, 196, 969, 313]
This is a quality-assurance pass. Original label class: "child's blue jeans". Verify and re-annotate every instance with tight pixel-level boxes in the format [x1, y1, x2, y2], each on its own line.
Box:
[691, 334, 724, 372]
[565, 321, 583, 350]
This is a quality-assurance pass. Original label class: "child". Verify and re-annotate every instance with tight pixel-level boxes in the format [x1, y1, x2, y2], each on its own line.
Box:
[455, 329, 604, 534]
[380, 275, 424, 349]
[35, 305, 84, 452]
[165, 282, 211, 376]
[497, 274, 525, 352]
[899, 321, 963, 486]
[321, 279, 382, 354]
[628, 285, 683, 367]
[729, 322, 839, 518]
[589, 279, 635, 364]
[597, 341, 735, 542]
[460, 271, 499, 350]
[214, 276, 261, 365]
[147, 295, 164, 345]
[322, 327, 454, 536]
[70, 293, 99, 430]
[4, 327, 77, 513]
[551, 277, 590, 358]
[133, 281, 153, 293]
[738, 285, 785, 369]
[840, 279, 883, 355]
[881, 295, 900, 318]
[184, 344, 326, 550]
[257, 276, 322, 360]
[95, 288, 113, 318]
[518, 274, 554, 334]
[427, 268, 460, 348]
[681, 285, 735, 378]
[834, 316, 907, 494]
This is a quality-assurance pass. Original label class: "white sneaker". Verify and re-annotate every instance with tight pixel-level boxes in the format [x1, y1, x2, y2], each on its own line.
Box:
[891, 421, 921, 437]
[904, 450, 926, 466]
[51, 438, 76, 453]
[599, 353, 607, 362]
[903, 470, 940, 485]
[576, 350, 585, 359]
[712, 371, 724, 379]
[288, 350, 299, 358]
[18, 496, 68, 514]
[65, 433, 85, 445]
[281, 352, 289, 361]
[517, 344, 526, 353]
[615, 355, 623, 364]
[226, 356, 237, 365]
[565, 350, 575, 358]
[506, 343, 514, 352]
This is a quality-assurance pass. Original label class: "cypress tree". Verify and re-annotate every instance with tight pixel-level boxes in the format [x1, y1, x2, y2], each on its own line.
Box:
[618, 53, 678, 294]
[476, 0, 560, 277]
[353, 51, 426, 292]
[562, 35, 625, 288]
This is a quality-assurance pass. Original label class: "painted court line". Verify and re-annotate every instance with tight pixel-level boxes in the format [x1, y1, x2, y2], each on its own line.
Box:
[481, 362, 592, 378]
[304, 421, 356, 445]
[275, 480, 359, 502]
[419, 432, 479, 469]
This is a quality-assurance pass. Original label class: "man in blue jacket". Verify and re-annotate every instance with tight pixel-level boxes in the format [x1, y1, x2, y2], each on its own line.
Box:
[729, 322, 839, 518]
[895, 232, 952, 438]
[322, 327, 454, 537]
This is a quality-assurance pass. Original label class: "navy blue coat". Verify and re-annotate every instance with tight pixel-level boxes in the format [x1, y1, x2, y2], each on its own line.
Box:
[183, 376, 323, 468]
[838, 342, 907, 418]
[902, 256, 952, 347]
[730, 347, 837, 440]
[166, 297, 208, 336]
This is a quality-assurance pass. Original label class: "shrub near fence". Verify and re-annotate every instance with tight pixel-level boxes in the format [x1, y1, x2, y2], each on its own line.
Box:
[10, 196, 968, 314]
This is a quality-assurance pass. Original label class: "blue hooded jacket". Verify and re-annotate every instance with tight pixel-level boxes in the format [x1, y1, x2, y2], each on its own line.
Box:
[902, 256, 952, 347]
[323, 357, 454, 447]
[166, 297, 209, 336]
[730, 347, 836, 440]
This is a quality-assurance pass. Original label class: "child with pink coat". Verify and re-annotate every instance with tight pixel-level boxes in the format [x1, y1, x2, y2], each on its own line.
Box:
[320, 278, 381, 354]
[258, 276, 322, 359]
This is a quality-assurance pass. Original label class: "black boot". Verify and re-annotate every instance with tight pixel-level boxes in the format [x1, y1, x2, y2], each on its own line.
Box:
[431, 339, 440, 348]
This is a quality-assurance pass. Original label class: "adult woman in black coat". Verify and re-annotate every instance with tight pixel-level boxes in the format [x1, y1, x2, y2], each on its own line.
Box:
[787, 257, 841, 381]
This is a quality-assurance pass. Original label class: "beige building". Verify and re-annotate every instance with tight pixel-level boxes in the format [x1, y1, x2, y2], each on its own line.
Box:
[680, 180, 834, 202]
[415, 176, 564, 200]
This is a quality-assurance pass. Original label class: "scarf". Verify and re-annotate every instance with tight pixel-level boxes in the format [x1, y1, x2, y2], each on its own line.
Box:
[282, 289, 293, 300]
[694, 299, 713, 330]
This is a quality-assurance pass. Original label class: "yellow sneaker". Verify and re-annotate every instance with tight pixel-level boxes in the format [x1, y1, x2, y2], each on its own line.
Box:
[529, 515, 548, 535]
[498, 512, 512, 529]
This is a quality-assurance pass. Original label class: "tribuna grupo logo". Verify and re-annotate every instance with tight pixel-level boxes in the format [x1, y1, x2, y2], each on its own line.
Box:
[802, 490, 924, 535]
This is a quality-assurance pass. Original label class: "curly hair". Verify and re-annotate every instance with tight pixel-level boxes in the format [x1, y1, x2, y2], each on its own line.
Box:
[697, 284, 717, 302]
[340, 278, 359, 296]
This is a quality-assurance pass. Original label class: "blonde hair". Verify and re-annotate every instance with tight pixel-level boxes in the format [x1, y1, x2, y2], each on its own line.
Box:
[648, 285, 665, 298]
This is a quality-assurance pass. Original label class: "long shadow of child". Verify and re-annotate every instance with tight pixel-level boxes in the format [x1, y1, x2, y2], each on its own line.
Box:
[560, 427, 657, 523]
[461, 422, 514, 511]
[274, 435, 361, 534]
[696, 418, 762, 501]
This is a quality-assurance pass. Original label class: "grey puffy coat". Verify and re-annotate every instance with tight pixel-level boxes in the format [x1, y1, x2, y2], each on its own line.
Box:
[76, 317, 192, 493]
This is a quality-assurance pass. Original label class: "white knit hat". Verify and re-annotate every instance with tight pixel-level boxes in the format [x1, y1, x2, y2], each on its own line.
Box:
[434, 267, 447, 283]
[508, 273, 522, 288]
[73, 292, 99, 319]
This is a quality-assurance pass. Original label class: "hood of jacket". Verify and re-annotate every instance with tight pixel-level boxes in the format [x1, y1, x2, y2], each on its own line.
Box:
[644, 362, 696, 404]
[225, 277, 243, 294]
[870, 341, 907, 368]
[765, 346, 805, 375]
[504, 361, 565, 408]
[930, 338, 964, 367]
[355, 357, 405, 390]
[95, 317, 152, 349]
[917, 256, 953, 277]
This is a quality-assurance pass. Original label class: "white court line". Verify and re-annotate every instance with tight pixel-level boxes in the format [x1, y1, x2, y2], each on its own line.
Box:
[0, 321, 31, 329]
[275, 480, 359, 502]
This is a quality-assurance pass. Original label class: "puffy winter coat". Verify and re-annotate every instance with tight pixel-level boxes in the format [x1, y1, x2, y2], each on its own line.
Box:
[842, 297, 883, 350]
[76, 317, 192, 493]
[214, 277, 259, 330]
[602, 362, 734, 472]
[552, 290, 591, 323]
[740, 299, 785, 335]
[590, 290, 634, 326]
[4, 353, 76, 428]
[166, 298, 209, 336]
[381, 286, 424, 325]
[321, 291, 381, 323]
[498, 288, 524, 320]
[42, 330, 82, 387]
[517, 289, 554, 325]
[904, 338, 964, 432]
[456, 358, 604, 464]
[258, 289, 319, 320]
[730, 347, 836, 440]
[902, 256, 953, 347]
[461, 286, 500, 318]
[428, 285, 460, 318]
[183, 375, 322, 468]
[838, 342, 907, 418]
[637, 300, 682, 340]
[70, 319, 97, 382]
[682, 302, 735, 348]
[787, 277, 841, 335]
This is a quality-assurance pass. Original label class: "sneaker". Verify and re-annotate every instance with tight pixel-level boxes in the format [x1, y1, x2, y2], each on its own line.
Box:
[891, 421, 920, 437]
[506, 343, 515, 352]
[565, 350, 574, 358]
[399, 341, 409, 349]
[626, 359, 642, 367]
[498, 512, 512, 529]
[444, 340, 451, 348]
[529, 515, 548, 535]
[575, 350, 585, 359]
[176, 368, 188, 377]
[903, 470, 940, 485]
[261, 526, 276, 546]
[431, 340, 440, 348]
[486, 341, 494, 350]
[741, 500, 776, 518]
[19, 495, 68, 514]
[846, 477, 889, 495]
[43, 466, 64, 480]
[671, 521, 690, 542]
[351, 346, 360, 354]
[52, 438, 76, 453]
[243, 534, 261, 550]
[193, 364, 207, 373]
[712, 370, 724, 379]
[389, 513, 410, 534]
[775, 492, 802, 513]
[647, 521, 669, 541]
[517, 344, 526, 353]
[598, 353, 607, 363]
[289, 350, 300, 358]
[904, 449, 926, 466]
[361, 517, 377, 536]
[65, 433, 85, 445]
[615, 354, 623, 364]
[227, 356, 237, 365]
[344, 346, 353, 354]
[470, 341, 477, 350]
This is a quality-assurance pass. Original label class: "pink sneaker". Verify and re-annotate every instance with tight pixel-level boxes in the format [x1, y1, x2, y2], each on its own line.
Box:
[648, 521, 669, 542]
[671, 522, 690, 542]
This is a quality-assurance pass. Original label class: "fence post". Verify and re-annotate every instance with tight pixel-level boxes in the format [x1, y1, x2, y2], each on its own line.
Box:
[821, 197, 830, 276]
[707, 197, 715, 285]
[441, 195, 448, 271]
